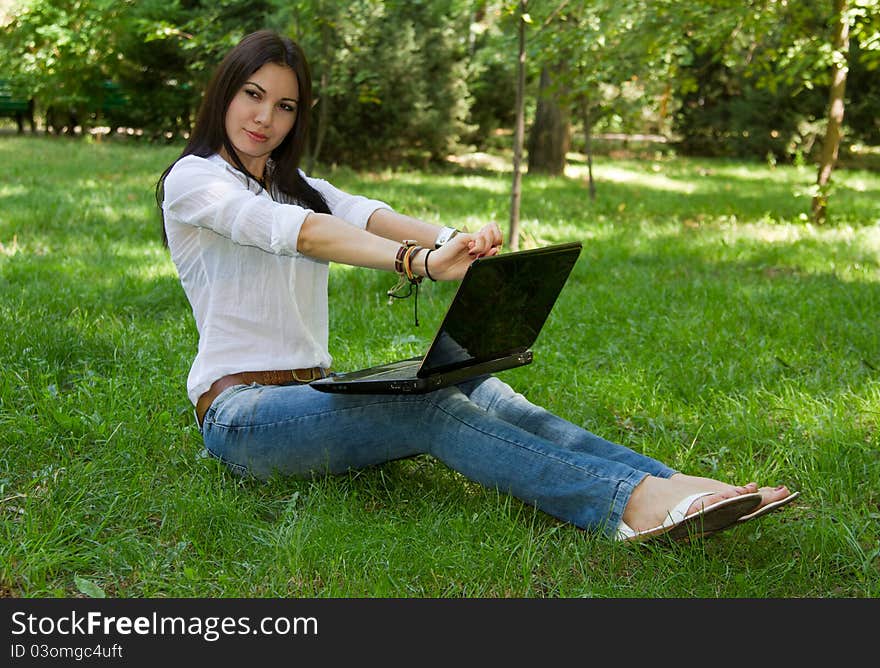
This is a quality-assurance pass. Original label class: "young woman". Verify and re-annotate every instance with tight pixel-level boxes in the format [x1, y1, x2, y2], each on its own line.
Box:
[157, 30, 797, 543]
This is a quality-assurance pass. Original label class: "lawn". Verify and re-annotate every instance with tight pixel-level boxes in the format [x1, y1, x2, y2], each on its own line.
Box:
[1, 134, 878, 597]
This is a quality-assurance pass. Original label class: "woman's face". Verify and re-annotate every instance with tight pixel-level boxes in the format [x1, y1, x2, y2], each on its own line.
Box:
[222, 61, 299, 177]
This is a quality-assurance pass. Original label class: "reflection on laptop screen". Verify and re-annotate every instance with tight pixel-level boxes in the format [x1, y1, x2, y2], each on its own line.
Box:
[419, 245, 579, 376]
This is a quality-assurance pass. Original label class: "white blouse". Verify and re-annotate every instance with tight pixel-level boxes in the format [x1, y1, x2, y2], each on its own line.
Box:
[162, 153, 391, 405]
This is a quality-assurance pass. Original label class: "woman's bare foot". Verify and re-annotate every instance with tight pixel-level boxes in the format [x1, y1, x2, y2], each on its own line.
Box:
[622, 475, 751, 533]
[669, 475, 794, 516]
[622, 474, 794, 533]
[738, 486, 798, 521]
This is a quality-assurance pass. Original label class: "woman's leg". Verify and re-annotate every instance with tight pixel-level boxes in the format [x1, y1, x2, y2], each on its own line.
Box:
[199, 381, 651, 535]
[460, 375, 675, 478]
[460, 376, 794, 530]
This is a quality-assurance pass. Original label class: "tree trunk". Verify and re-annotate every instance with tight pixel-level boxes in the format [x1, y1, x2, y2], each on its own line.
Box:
[308, 21, 332, 172]
[509, 0, 527, 252]
[526, 64, 570, 175]
[581, 93, 596, 201]
[812, 0, 850, 224]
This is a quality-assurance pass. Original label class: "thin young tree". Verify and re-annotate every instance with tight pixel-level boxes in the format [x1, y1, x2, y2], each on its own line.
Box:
[812, 0, 850, 223]
[509, 0, 529, 251]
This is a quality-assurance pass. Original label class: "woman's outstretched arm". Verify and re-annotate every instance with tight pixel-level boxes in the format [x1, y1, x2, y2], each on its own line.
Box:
[298, 212, 502, 281]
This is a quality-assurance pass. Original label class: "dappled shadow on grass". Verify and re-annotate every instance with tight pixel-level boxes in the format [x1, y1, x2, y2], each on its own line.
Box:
[325, 221, 880, 508]
[0, 229, 193, 410]
[333, 162, 835, 228]
[2, 241, 188, 317]
[4, 160, 876, 429]
[3, 141, 879, 596]
[329, 212, 879, 346]
[543, 222, 879, 386]
[315, 167, 513, 223]
[320, 163, 879, 239]
[0, 179, 163, 247]
[530, 165, 879, 227]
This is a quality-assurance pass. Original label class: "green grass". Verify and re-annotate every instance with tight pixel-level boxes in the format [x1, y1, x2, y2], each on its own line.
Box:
[1, 135, 878, 598]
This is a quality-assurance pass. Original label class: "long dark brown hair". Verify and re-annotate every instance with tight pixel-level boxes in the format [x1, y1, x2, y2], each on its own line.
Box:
[156, 30, 330, 243]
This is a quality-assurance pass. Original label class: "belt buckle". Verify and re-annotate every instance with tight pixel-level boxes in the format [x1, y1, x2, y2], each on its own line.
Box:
[292, 367, 322, 383]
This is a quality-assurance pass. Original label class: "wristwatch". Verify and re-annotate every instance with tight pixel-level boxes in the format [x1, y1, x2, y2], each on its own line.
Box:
[434, 226, 459, 249]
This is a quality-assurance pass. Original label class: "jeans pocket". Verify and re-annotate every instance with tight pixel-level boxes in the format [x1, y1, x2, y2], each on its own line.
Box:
[203, 383, 253, 426]
[202, 443, 251, 478]
[201, 384, 258, 479]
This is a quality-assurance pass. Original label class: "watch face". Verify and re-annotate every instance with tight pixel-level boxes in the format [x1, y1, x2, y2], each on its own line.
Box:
[435, 227, 458, 248]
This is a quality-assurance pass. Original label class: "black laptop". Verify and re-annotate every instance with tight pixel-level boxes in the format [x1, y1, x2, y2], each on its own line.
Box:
[309, 241, 582, 394]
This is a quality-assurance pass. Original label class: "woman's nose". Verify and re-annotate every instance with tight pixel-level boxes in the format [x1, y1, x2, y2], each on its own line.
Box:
[254, 103, 272, 126]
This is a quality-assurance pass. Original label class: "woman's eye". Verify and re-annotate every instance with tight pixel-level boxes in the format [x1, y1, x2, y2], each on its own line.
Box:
[280, 104, 296, 113]
[245, 89, 260, 99]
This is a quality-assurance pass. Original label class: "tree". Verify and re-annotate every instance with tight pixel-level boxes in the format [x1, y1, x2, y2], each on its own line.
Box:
[529, 0, 675, 199]
[581, 0, 878, 221]
[0, 0, 129, 133]
[276, 0, 350, 170]
[279, 0, 474, 168]
[812, 0, 850, 223]
[508, 0, 528, 251]
[461, 2, 520, 151]
[526, 63, 570, 175]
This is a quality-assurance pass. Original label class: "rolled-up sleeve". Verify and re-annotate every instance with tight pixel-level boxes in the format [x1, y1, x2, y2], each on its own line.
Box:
[163, 155, 310, 256]
[305, 172, 393, 229]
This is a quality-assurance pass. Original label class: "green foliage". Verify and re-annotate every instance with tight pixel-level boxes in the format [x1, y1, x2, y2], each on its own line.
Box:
[117, 0, 277, 140]
[281, 0, 475, 166]
[463, 3, 524, 149]
[0, 0, 129, 112]
[846, 38, 880, 144]
[667, 0, 880, 158]
[531, 0, 880, 159]
[1, 1, 879, 159]
[674, 51, 828, 160]
[1, 137, 878, 597]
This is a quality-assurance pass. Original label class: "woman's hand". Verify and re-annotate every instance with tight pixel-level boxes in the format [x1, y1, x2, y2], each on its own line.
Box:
[425, 222, 503, 281]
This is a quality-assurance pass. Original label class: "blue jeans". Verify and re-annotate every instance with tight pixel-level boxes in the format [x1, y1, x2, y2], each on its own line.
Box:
[199, 375, 676, 536]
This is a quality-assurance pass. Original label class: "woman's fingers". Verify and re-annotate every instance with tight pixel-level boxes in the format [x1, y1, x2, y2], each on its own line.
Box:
[430, 223, 503, 280]
[467, 222, 503, 257]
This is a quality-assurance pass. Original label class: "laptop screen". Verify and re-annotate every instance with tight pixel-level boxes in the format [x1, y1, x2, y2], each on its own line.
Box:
[418, 242, 582, 376]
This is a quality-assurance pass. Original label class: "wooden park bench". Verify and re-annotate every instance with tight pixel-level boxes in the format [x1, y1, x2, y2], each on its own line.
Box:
[46, 81, 129, 135]
[0, 79, 36, 133]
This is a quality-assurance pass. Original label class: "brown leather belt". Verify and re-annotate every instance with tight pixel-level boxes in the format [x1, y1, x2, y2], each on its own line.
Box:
[195, 367, 328, 427]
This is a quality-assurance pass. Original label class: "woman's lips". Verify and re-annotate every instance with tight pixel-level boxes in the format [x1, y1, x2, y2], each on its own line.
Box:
[245, 129, 267, 142]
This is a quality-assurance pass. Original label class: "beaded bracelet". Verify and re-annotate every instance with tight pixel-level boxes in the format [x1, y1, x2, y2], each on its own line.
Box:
[403, 245, 424, 283]
[394, 244, 408, 274]
[387, 240, 425, 326]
